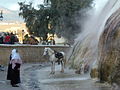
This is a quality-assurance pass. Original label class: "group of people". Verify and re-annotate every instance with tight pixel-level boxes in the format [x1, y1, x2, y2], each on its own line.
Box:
[0, 32, 19, 44]
[0, 32, 57, 45]
[41, 36, 56, 45]
[46, 36, 55, 45]
[23, 34, 56, 45]
[23, 34, 39, 45]
[41, 39, 55, 45]
[7, 49, 22, 87]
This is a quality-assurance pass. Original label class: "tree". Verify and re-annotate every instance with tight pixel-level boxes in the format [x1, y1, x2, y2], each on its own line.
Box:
[19, 2, 54, 41]
[49, 0, 94, 44]
[19, 0, 93, 43]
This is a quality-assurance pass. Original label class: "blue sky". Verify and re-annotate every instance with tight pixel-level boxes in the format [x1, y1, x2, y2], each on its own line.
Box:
[0, 0, 44, 11]
[0, 0, 109, 11]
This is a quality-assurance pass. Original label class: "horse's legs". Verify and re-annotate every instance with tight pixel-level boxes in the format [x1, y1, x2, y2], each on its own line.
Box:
[60, 60, 64, 73]
[53, 61, 55, 74]
[50, 62, 53, 74]
[63, 58, 66, 68]
[50, 61, 55, 74]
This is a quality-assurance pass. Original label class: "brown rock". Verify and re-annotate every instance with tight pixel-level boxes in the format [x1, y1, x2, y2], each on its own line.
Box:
[98, 8, 120, 84]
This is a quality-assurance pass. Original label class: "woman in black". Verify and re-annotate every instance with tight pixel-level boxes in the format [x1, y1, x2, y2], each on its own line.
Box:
[7, 49, 22, 87]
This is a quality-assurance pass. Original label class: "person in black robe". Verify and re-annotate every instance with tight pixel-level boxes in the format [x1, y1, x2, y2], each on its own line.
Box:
[7, 54, 12, 80]
[7, 49, 22, 87]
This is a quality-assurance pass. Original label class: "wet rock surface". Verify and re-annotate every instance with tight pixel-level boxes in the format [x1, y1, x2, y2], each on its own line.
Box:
[99, 8, 120, 85]
[21, 63, 111, 90]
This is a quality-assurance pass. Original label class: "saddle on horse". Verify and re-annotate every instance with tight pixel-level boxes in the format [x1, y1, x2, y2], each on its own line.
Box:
[54, 51, 63, 65]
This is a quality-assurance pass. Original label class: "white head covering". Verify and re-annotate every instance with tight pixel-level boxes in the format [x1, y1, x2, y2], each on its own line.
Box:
[10, 49, 22, 69]
[11, 49, 21, 60]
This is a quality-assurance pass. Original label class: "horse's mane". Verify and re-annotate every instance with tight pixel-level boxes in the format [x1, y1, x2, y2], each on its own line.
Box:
[46, 47, 54, 54]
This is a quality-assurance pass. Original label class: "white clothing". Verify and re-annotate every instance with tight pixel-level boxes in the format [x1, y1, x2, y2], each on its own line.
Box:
[10, 49, 22, 69]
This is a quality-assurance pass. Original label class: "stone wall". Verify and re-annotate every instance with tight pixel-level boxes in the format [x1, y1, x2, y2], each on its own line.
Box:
[0, 45, 70, 65]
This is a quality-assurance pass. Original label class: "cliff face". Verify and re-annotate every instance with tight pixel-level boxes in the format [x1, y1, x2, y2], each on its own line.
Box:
[99, 8, 120, 85]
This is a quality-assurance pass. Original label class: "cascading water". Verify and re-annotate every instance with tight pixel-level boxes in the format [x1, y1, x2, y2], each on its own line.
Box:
[68, 0, 120, 75]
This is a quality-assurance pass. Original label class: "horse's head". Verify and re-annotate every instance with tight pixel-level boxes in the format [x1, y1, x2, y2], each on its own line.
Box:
[43, 47, 49, 56]
[43, 47, 54, 56]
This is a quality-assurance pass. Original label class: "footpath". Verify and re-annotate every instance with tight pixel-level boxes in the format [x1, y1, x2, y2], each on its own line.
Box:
[0, 66, 24, 90]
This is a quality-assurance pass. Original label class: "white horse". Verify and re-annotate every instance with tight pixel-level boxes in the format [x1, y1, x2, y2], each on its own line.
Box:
[43, 47, 66, 74]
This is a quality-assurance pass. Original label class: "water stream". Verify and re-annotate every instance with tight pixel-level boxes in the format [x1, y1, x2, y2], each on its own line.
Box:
[68, 0, 120, 73]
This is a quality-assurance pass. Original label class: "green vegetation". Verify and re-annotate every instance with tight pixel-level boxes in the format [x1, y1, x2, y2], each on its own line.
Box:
[19, 0, 93, 43]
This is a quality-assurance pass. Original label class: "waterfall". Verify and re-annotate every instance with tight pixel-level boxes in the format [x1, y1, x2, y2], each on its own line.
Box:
[68, 0, 120, 74]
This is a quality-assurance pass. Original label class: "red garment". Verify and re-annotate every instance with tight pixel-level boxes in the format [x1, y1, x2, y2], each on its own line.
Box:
[4, 35, 11, 42]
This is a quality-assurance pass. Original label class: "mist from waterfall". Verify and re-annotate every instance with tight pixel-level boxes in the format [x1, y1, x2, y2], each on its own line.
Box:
[68, 0, 120, 71]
